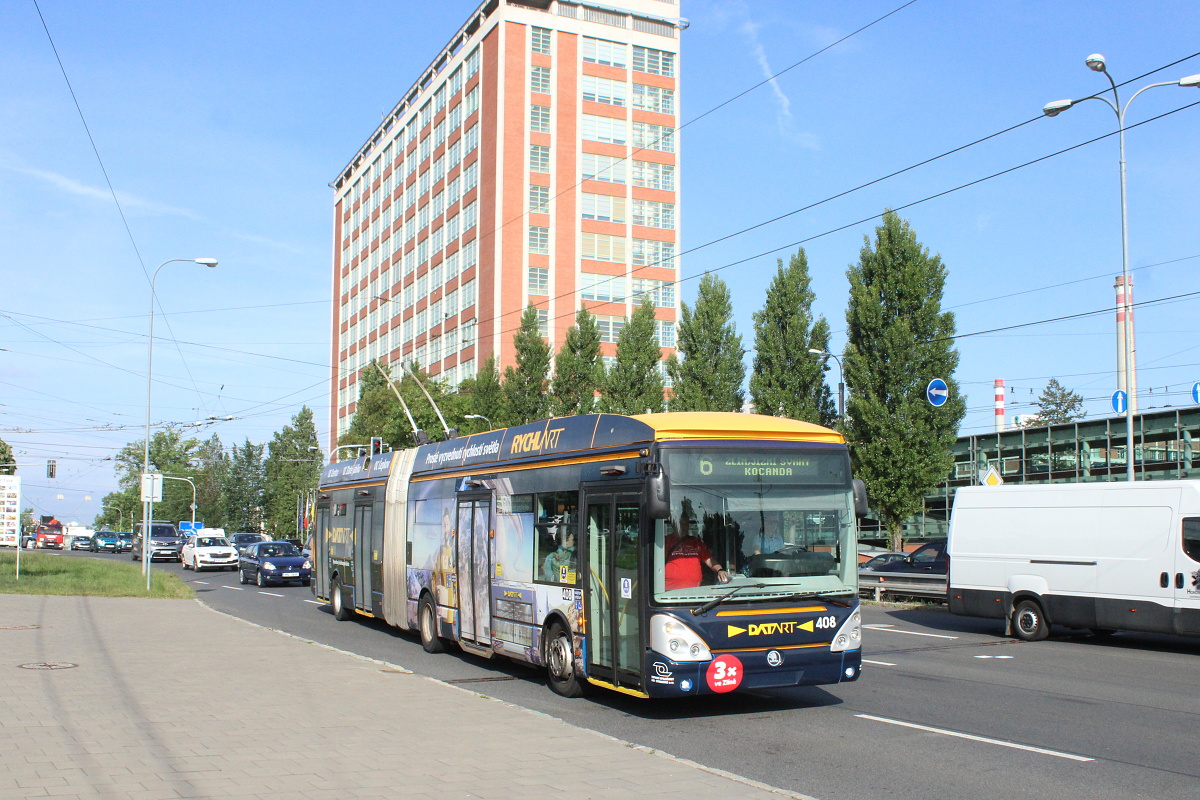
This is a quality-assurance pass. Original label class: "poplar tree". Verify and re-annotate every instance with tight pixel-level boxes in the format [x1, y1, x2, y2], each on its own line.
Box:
[668, 273, 745, 412]
[749, 249, 836, 425]
[465, 355, 507, 430]
[264, 406, 321, 537]
[844, 211, 965, 551]
[550, 306, 603, 417]
[600, 296, 665, 415]
[503, 305, 552, 425]
[224, 439, 266, 532]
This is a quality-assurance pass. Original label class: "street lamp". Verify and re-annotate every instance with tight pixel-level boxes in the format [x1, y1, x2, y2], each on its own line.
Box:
[1043, 55, 1200, 481]
[142, 258, 217, 588]
[330, 444, 369, 461]
[807, 349, 845, 422]
[162, 476, 197, 530]
[464, 414, 493, 428]
[101, 505, 124, 532]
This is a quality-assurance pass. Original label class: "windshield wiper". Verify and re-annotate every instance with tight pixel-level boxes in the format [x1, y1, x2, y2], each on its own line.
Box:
[786, 591, 853, 608]
[690, 583, 768, 616]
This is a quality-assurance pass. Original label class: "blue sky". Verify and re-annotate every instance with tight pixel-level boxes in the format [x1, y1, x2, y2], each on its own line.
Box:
[2, 0, 1197, 524]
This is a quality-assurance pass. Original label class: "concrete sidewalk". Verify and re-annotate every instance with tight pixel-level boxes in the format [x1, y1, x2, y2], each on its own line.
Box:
[0, 595, 807, 800]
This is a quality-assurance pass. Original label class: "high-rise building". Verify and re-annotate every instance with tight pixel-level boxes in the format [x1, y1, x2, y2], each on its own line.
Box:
[329, 0, 686, 445]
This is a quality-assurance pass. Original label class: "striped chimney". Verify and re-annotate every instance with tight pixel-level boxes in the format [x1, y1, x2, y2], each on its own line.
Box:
[994, 379, 1005, 432]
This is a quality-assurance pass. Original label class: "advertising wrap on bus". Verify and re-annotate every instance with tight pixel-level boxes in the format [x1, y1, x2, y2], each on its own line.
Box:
[313, 412, 864, 699]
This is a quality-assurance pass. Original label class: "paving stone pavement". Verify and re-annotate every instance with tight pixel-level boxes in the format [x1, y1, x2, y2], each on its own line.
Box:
[0, 595, 810, 800]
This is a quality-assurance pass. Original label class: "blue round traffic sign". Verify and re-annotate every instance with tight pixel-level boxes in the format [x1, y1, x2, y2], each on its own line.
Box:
[1192, 382, 1200, 405]
[1111, 390, 1127, 414]
[926, 379, 949, 407]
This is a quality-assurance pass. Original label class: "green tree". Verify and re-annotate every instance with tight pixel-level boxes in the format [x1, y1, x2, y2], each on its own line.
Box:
[461, 355, 507, 431]
[107, 427, 204, 527]
[668, 273, 745, 412]
[503, 305, 552, 425]
[341, 361, 462, 450]
[192, 434, 228, 529]
[1022, 378, 1086, 426]
[224, 439, 265, 532]
[264, 406, 322, 538]
[0, 435, 14, 475]
[749, 250, 836, 425]
[844, 211, 966, 551]
[550, 306, 603, 417]
[600, 296, 665, 415]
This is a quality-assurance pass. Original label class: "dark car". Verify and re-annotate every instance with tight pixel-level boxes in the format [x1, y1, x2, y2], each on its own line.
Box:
[229, 532, 267, 556]
[859, 552, 909, 571]
[131, 522, 183, 562]
[239, 541, 311, 587]
[91, 531, 120, 552]
[866, 539, 948, 575]
[115, 532, 134, 553]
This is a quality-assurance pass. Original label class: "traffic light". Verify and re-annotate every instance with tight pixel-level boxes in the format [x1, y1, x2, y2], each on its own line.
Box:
[370, 437, 384, 456]
[46, 460, 56, 479]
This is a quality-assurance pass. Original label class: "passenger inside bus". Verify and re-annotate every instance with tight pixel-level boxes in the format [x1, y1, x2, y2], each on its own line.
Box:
[664, 506, 730, 590]
[542, 531, 576, 582]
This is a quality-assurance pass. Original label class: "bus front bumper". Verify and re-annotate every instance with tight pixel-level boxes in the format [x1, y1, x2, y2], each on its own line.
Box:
[642, 647, 861, 697]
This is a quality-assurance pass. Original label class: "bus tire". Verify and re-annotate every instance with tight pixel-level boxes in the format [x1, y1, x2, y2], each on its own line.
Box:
[419, 596, 445, 654]
[545, 621, 585, 698]
[1012, 599, 1049, 642]
[331, 579, 353, 621]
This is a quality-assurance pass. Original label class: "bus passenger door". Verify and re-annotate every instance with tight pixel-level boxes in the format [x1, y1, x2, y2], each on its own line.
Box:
[314, 506, 329, 597]
[456, 495, 492, 645]
[370, 498, 385, 616]
[583, 490, 644, 691]
[354, 503, 373, 611]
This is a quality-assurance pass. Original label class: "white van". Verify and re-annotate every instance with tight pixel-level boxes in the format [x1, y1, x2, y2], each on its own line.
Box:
[947, 481, 1200, 641]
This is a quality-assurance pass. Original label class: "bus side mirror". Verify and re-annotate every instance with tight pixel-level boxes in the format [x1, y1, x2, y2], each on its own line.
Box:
[853, 479, 869, 519]
[645, 465, 671, 520]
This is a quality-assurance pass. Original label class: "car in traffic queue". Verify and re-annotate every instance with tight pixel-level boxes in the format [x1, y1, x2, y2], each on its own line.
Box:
[90, 531, 121, 552]
[181, 535, 239, 572]
[228, 532, 268, 556]
[115, 532, 134, 552]
[858, 552, 909, 571]
[864, 539, 948, 576]
[131, 522, 183, 562]
[238, 541, 311, 587]
[69, 534, 93, 550]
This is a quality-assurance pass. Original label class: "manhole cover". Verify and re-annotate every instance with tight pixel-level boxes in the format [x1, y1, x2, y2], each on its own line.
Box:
[0, 625, 39, 630]
[19, 662, 77, 670]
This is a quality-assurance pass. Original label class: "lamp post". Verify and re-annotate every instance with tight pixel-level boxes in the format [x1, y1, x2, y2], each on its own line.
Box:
[807, 349, 845, 423]
[1043, 56, 1200, 481]
[464, 414, 492, 428]
[142, 258, 217, 588]
[162, 476, 197, 530]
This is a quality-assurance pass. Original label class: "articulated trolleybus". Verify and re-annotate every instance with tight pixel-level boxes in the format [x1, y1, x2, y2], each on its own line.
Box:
[314, 412, 867, 698]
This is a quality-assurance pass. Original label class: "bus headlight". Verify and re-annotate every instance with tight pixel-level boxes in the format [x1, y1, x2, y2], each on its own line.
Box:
[650, 614, 712, 662]
[830, 608, 862, 653]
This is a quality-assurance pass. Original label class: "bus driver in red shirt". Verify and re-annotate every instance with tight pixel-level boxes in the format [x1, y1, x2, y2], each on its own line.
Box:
[664, 508, 730, 590]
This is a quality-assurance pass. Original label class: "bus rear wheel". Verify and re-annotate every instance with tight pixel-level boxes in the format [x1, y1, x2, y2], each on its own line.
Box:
[545, 622, 585, 698]
[331, 579, 353, 621]
[419, 596, 445, 654]
[1012, 599, 1049, 642]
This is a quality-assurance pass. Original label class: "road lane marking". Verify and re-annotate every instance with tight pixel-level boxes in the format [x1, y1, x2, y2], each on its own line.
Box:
[258, 591, 284, 597]
[222, 586, 244, 591]
[863, 659, 896, 666]
[855, 714, 1094, 762]
[974, 655, 1015, 659]
[194, 581, 209, 585]
[864, 625, 957, 639]
[303, 600, 323, 605]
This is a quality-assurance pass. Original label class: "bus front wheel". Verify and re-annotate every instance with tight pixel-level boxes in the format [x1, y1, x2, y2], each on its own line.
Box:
[331, 579, 353, 621]
[419, 596, 445, 654]
[545, 622, 585, 698]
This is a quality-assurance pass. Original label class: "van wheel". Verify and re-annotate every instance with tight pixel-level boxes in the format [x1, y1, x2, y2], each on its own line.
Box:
[1012, 599, 1049, 641]
[419, 596, 445, 654]
[545, 622, 585, 698]
[331, 579, 353, 621]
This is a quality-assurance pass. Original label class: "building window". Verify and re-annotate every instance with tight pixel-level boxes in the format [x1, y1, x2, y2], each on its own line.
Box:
[531, 65, 552, 94]
[529, 144, 551, 173]
[582, 75, 627, 106]
[582, 36, 627, 68]
[633, 45, 675, 77]
[633, 83, 675, 115]
[529, 226, 550, 255]
[632, 199, 675, 230]
[448, 103, 462, 131]
[466, 46, 481, 78]
[581, 192, 626, 223]
[434, 83, 447, 112]
[581, 272, 626, 303]
[581, 232, 626, 262]
[655, 319, 676, 348]
[450, 64, 463, 96]
[463, 161, 479, 191]
[446, 175, 461, 207]
[633, 122, 674, 153]
[465, 85, 480, 117]
[531, 26, 552, 54]
[528, 266, 549, 296]
[595, 315, 626, 343]
[581, 152, 626, 184]
[463, 200, 478, 231]
[421, 100, 433, 129]
[462, 239, 478, 270]
[462, 279, 477, 310]
[633, 160, 675, 191]
[464, 124, 480, 153]
[530, 104, 551, 134]
[529, 185, 550, 214]
[445, 250, 460, 280]
[582, 114, 628, 146]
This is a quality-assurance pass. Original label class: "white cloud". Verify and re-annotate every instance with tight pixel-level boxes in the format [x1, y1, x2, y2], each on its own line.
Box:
[0, 158, 201, 219]
[739, 18, 821, 151]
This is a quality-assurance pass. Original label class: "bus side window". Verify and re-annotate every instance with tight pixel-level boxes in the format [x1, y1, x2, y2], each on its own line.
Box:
[1183, 518, 1200, 563]
[536, 491, 578, 583]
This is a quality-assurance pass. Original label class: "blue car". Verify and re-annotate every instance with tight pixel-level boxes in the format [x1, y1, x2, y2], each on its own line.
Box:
[91, 531, 120, 553]
[239, 541, 311, 587]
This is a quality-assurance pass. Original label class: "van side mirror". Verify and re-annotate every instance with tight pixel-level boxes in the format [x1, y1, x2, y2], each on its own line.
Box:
[645, 464, 671, 520]
[853, 479, 869, 519]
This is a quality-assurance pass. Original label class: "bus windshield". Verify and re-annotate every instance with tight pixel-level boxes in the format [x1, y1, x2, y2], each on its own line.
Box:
[653, 446, 857, 603]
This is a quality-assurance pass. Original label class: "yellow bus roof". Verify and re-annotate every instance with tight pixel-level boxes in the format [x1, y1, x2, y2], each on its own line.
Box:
[631, 412, 844, 444]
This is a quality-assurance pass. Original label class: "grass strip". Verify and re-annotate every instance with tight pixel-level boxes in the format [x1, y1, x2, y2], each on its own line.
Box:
[0, 551, 194, 598]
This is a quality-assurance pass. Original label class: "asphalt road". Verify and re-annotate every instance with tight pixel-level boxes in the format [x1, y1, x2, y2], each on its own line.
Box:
[53, 548, 1200, 800]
